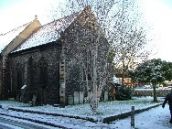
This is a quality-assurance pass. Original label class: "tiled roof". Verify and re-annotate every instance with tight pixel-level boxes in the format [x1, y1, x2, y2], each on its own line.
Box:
[0, 22, 31, 52]
[13, 13, 79, 52]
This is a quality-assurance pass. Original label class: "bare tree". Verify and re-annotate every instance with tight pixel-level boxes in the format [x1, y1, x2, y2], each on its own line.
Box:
[113, 27, 149, 85]
[111, 0, 150, 85]
[59, 0, 120, 113]
[49, 0, 148, 113]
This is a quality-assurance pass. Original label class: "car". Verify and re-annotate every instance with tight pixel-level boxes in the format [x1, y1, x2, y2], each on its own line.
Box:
[143, 85, 152, 89]
[167, 86, 172, 89]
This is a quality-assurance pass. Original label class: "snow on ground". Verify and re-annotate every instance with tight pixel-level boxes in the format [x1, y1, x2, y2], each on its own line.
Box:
[111, 106, 172, 129]
[0, 109, 103, 129]
[0, 97, 167, 129]
[0, 122, 23, 129]
[0, 105, 171, 129]
[0, 114, 62, 129]
[6, 97, 162, 121]
[0, 100, 30, 109]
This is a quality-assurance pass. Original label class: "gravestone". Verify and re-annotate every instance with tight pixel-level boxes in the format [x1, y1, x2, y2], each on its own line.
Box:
[32, 94, 37, 106]
[68, 95, 74, 105]
[79, 92, 84, 104]
[74, 92, 80, 104]
[20, 85, 27, 102]
[104, 91, 108, 101]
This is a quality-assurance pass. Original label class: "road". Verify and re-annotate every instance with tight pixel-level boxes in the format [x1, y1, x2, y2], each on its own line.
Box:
[0, 115, 59, 129]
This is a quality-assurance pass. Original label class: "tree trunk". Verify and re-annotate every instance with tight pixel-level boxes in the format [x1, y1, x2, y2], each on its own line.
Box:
[153, 84, 158, 102]
[121, 58, 125, 85]
[83, 65, 89, 96]
[90, 45, 98, 113]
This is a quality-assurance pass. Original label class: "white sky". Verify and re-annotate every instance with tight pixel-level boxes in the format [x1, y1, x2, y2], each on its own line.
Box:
[139, 0, 172, 61]
[0, 0, 172, 61]
[0, 0, 63, 32]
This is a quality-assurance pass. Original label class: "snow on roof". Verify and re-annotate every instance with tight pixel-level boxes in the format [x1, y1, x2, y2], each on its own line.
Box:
[13, 13, 79, 53]
[0, 22, 30, 53]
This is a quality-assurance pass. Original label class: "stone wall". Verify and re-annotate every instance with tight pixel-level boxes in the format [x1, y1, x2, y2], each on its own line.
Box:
[133, 89, 171, 97]
[2, 8, 109, 106]
[8, 42, 62, 104]
[62, 18, 109, 105]
[0, 56, 2, 98]
[0, 18, 41, 99]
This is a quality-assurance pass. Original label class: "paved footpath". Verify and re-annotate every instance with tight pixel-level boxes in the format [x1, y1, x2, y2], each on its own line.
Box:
[111, 105, 172, 129]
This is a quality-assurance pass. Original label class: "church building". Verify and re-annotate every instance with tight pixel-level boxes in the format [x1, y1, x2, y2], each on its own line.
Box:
[0, 6, 109, 106]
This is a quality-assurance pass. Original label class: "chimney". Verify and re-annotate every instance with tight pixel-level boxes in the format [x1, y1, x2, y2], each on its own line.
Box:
[34, 15, 38, 20]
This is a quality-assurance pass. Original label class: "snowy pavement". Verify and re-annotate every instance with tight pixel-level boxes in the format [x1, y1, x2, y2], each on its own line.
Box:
[111, 106, 172, 129]
[0, 115, 59, 129]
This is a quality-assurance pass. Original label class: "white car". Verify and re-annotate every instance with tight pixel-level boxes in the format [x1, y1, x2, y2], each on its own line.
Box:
[143, 85, 152, 89]
[167, 86, 172, 89]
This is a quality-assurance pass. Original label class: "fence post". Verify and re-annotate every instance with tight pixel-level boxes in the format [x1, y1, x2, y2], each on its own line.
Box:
[131, 106, 135, 128]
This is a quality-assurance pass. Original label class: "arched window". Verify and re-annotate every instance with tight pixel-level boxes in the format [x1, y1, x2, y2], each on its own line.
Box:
[27, 57, 33, 87]
[38, 57, 48, 105]
[16, 64, 24, 89]
[39, 57, 48, 89]
[16, 63, 24, 100]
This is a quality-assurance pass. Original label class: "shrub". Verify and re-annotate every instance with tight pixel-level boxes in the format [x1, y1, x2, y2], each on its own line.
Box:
[115, 86, 132, 100]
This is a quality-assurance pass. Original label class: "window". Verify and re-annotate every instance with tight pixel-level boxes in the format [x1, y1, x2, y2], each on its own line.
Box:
[39, 57, 48, 89]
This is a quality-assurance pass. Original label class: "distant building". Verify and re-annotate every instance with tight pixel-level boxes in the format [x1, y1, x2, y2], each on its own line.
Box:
[0, 6, 109, 105]
[114, 74, 132, 86]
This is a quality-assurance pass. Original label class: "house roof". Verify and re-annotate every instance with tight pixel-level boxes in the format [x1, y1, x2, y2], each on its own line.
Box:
[13, 13, 79, 53]
[0, 22, 31, 53]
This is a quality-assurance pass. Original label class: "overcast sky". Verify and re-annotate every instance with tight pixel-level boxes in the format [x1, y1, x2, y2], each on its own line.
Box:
[0, 0, 172, 62]
[0, 0, 63, 32]
[139, 0, 172, 62]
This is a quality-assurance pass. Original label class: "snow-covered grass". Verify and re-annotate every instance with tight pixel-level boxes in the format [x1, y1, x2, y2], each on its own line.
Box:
[2, 97, 162, 121]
